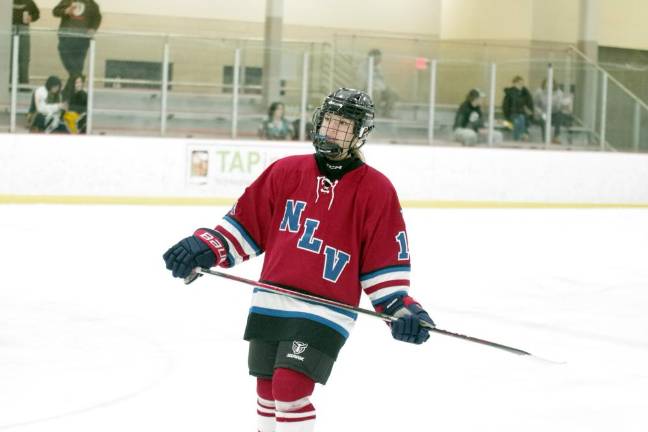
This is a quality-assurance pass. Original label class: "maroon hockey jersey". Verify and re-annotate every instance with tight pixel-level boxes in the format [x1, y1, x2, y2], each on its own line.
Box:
[212, 154, 412, 358]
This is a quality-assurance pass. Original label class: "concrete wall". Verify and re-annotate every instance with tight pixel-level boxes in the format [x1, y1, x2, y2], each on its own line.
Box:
[36, 0, 266, 22]
[1, 134, 647, 206]
[530, 0, 580, 43]
[599, 0, 648, 50]
[35, 0, 442, 37]
[440, 0, 533, 41]
[27, 0, 648, 50]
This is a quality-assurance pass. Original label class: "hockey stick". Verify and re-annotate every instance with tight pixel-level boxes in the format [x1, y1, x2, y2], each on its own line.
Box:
[185, 268, 562, 363]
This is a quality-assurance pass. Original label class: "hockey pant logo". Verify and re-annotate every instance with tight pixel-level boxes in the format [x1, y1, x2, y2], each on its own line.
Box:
[287, 340, 308, 361]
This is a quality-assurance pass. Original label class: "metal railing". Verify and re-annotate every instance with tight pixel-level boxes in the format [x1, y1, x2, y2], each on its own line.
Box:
[2, 28, 647, 152]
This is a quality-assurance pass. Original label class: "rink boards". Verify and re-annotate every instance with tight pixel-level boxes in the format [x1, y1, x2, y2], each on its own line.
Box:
[1, 133, 647, 207]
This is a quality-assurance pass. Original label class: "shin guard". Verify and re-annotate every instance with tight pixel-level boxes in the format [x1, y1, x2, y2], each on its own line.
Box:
[272, 368, 316, 432]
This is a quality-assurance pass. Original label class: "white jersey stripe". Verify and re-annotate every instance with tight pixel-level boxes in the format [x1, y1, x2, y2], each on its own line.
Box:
[218, 230, 245, 265]
[360, 270, 410, 290]
[366, 285, 409, 305]
[220, 218, 259, 258]
[250, 290, 356, 338]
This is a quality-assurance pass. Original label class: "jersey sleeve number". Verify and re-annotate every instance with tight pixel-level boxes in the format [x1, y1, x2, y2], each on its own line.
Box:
[395, 231, 409, 261]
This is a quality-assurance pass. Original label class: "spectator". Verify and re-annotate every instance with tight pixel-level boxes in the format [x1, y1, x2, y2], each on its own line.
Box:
[258, 102, 294, 140]
[11, 0, 40, 87]
[358, 49, 398, 117]
[559, 83, 575, 128]
[291, 118, 314, 141]
[62, 74, 88, 134]
[28, 75, 68, 133]
[53, 0, 102, 77]
[502, 75, 533, 141]
[453, 89, 502, 146]
[534, 78, 565, 144]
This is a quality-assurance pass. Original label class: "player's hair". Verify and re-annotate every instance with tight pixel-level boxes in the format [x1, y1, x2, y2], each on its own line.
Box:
[350, 147, 365, 162]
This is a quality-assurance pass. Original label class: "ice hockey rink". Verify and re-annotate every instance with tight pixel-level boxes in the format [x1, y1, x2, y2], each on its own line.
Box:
[1, 204, 647, 432]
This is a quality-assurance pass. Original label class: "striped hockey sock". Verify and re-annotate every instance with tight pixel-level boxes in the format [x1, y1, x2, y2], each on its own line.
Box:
[275, 397, 316, 432]
[257, 378, 276, 432]
[257, 396, 276, 432]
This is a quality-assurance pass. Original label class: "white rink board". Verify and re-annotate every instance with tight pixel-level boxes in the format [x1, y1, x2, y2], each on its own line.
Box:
[1, 133, 648, 204]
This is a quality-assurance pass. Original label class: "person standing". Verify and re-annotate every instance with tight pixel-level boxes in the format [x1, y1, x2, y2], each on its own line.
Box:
[502, 76, 534, 141]
[163, 88, 434, 432]
[357, 49, 399, 117]
[52, 0, 102, 77]
[534, 79, 565, 144]
[11, 0, 40, 87]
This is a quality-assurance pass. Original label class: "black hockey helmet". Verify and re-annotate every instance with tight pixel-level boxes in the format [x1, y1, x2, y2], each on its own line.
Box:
[312, 88, 375, 158]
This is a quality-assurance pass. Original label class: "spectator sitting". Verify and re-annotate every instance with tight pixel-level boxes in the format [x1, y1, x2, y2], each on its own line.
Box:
[291, 118, 314, 141]
[534, 79, 565, 144]
[28, 75, 68, 133]
[62, 74, 87, 134]
[502, 75, 534, 141]
[258, 102, 294, 140]
[453, 89, 502, 146]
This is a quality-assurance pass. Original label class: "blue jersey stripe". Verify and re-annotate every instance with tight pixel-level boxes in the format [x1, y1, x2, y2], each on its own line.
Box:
[253, 288, 358, 320]
[223, 214, 263, 255]
[250, 306, 350, 338]
[360, 265, 411, 281]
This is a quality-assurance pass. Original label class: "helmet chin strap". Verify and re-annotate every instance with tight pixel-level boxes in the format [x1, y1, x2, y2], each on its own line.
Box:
[325, 147, 350, 160]
[315, 135, 363, 160]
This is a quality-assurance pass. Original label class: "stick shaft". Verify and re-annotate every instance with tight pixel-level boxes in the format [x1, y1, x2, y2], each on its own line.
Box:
[195, 268, 395, 322]
[190, 268, 532, 357]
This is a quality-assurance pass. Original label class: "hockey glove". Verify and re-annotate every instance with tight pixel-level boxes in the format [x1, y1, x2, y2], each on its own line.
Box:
[381, 296, 435, 344]
[163, 228, 228, 278]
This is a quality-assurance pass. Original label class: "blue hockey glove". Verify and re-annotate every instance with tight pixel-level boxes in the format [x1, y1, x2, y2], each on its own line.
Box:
[382, 296, 435, 344]
[163, 228, 227, 278]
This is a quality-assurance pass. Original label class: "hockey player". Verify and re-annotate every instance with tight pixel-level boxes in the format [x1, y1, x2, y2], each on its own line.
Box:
[163, 88, 435, 432]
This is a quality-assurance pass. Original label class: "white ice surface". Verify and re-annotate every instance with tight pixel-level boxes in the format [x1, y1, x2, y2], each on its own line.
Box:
[1, 205, 647, 431]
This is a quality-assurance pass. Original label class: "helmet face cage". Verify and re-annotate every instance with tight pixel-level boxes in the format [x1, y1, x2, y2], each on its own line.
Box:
[312, 88, 375, 158]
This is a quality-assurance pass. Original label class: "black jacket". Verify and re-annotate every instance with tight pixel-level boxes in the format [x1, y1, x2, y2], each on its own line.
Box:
[453, 101, 483, 131]
[502, 86, 533, 120]
[12, 0, 40, 26]
[67, 90, 88, 113]
[53, 0, 102, 32]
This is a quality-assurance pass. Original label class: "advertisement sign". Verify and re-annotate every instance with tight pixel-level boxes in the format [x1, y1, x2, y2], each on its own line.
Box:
[186, 140, 312, 197]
